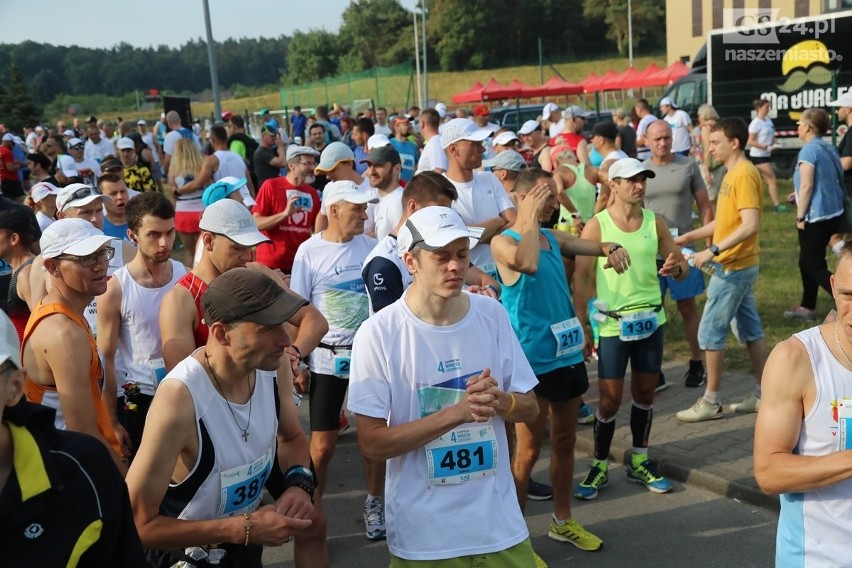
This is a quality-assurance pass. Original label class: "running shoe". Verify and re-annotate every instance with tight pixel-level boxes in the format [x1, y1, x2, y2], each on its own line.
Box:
[729, 394, 761, 414]
[676, 397, 723, 422]
[626, 459, 673, 494]
[533, 551, 548, 568]
[574, 464, 608, 500]
[655, 372, 668, 393]
[338, 410, 351, 436]
[363, 499, 386, 541]
[774, 204, 788, 213]
[577, 402, 595, 424]
[548, 518, 603, 551]
[683, 360, 706, 388]
[783, 306, 816, 320]
[527, 478, 553, 501]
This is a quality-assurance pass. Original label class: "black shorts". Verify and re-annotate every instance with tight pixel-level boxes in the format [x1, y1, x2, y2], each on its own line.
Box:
[309, 371, 349, 431]
[1, 179, 24, 199]
[749, 156, 772, 165]
[597, 326, 665, 379]
[533, 362, 589, 401]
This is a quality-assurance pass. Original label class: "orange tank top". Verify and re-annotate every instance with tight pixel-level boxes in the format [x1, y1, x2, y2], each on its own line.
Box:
[22, 300, 122, 458]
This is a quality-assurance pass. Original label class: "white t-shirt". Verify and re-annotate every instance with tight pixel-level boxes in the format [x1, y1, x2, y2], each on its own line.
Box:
[84, 138, 115, 162]
[636, 114, 657, 158]
[141, 132, 160, 163]
[348, 292, 536, 561]
[74, 157, 102, 185]
[446, 171, 514, 274]
[374, 123, 392, 137]
[748, 117, 775, 158]
[290, 233, 377, 375]
[35, 211, 54, 232]
[373, 187, 403, 242]
[665, 110, 692, 153]
[604, 149, 629, 164]
[416, 135, 448, 174]
[163, 130, 202, 156]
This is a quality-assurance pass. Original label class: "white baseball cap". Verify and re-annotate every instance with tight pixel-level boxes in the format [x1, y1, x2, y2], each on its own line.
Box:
[435, 102, 448, 118]
[199, 199, 270, 247]
[493, 131, 519, 146]
[564, 105, 586, 119]
[40, 218, 114, 260]
[440, 118, 494, 149]
[56, 155, 80, 179]
[322, 180, 380, 208]
[542, 103, 560, 118]
[608, 158, 657, 180]
[518, 120, 541, 136]
[482, 150, 527, 172]
[367, 134, 391, 150]
[30, 181, 60, 203]
[1, 133, 13, 142]
[397, 206, 480, 256]
[57, 183, 112, 212]
[660, 97, 678, 109]
[0, 311, 19, 368]
[62, 129, 76, 137]
[829, 91, 852, 107]
[316, 142, 355, 173]
[137, 119, 148, 126]
[116, 137, 135, 150]
[67, 138, 84, 148]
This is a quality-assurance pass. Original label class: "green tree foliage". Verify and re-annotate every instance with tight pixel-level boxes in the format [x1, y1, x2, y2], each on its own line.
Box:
[0, 60, 42, 131]
[583, 0, 665, 56]
[285, 30, 343, 85]
[338, 0, 415, 72]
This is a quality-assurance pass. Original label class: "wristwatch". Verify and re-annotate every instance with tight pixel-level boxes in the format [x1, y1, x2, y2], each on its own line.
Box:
[284, 465, 316, 501]
[709, 244, 721, 256]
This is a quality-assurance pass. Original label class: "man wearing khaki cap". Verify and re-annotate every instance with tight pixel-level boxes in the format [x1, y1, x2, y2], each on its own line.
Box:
[128, 268, 327, 568]
[22, 218, 126, 471]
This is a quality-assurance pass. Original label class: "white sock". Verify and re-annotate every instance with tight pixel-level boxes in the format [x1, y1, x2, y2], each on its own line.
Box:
[703, 390, 720, 405]
[366, 494, 382, 506]
[552, 514, 568, 526]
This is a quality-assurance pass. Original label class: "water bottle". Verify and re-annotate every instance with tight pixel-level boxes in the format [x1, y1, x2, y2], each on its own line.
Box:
[681, 247, 723, 276]
[591, 299, 610, 324]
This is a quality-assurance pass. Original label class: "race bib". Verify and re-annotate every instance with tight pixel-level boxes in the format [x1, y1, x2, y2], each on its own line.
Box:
[550, 318, 584, 358]
[424, 423, 497, 485]
[333, 349, 351, 379]
[618, 310, 658, 342]
[286, 189, 313, 210]
[218, 446, 274, 517]
[147, 357, 167, 388]
[839, 399, 852, 451]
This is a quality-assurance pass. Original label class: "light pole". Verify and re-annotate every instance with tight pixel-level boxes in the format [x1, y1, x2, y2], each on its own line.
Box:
[414, 9, 423, 108]
[202, 0, 222, 124]
[421, 0, 428, 106]
[627, 0, 634, 68]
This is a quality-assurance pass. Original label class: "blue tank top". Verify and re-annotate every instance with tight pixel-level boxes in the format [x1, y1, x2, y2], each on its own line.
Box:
[498, 228, 583, 374]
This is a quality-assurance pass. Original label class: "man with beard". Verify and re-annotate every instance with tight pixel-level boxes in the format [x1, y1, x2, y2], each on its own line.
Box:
[97, 193, 186, 457]
[362, 145, 403, 241]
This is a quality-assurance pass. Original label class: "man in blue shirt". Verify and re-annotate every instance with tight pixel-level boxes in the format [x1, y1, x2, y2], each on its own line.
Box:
[389, 117, 418, 183]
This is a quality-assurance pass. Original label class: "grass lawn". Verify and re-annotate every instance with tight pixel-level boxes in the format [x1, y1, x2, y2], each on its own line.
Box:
[662, 178, 829, 371]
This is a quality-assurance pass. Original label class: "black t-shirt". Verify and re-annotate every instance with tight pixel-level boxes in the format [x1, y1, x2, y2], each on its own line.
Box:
[838, 129, 852, 193]
[0, 198, 41, 313]
[618, 125, 638, 158]
[253, 145, 280, 186]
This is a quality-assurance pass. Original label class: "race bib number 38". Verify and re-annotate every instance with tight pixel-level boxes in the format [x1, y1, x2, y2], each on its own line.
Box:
[218, 446, 274, 517]
[425, 424, 497, 485]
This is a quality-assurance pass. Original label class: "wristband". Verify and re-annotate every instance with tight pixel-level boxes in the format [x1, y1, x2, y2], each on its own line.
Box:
[505, 393, 517, 418]
[795, 216, 805, 223]
[608, 244, 623, 255]
[284, 465, 316, 501]
[291, 344, 301, 357]
[243, 512, 253, 546]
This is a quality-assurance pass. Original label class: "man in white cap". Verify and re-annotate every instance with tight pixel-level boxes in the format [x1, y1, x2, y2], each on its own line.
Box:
[0, 310, 147, 566]
[348, 205, 540, 566]
[659, 97, 693, 156]
[159, 198, 326, 373]
[829, 90, 852, 194]
[493, 130, 521, 153]
[67, 137, 101, 186]
[415, 108, 447, 175]
[434, 102, 448, 121]
[519, 120, 552, 172]
[573, 157, 687, 501]
[484, 150, 528, 202]
[542, 103, 564, 139]
[21, 218, 126, 472]
[30, 180, 59, 231]
[252, 145, 322, 274]
[117, 137, 157, 193]
[289, 180, 380, 539]
[442, 118, 517, 279]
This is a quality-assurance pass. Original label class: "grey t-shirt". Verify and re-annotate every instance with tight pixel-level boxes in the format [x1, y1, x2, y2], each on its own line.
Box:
[642, 154, 706, 240]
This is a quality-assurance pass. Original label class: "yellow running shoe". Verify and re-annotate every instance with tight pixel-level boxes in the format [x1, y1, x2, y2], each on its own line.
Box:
[547, 518, 603, 551]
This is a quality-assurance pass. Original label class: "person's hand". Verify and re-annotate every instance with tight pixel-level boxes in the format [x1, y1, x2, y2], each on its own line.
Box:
[602, 244, 631, 273]
[796, 219, 805, 230]
[673, 234, 689, 247]
[293, 367, 310, 395]
[691, 248, 714, 269]
[274, 486, 315, 521]
[466, 285, 499, 299]
[658, 252, 684, 278]
[572, 216, 585, 233]
[465, 368, 500, 422]
[113, 421, 134, 460]
[519, 183, 551, 224]
[282, 194, 301, 219]
[245, 504, 312, 546]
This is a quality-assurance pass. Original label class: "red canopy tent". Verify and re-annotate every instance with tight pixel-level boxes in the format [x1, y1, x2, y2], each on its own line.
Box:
[451, 80, 484, 105]
[602, 67, 643, 90]
[635, 63, 662, 87]
[525, 76, 584, 97]
[643, 61, 690, 87]
[582, 70, 618, 93]
[482, 79, 528, 101]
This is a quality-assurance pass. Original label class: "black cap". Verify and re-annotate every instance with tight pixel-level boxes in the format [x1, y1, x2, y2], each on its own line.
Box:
[0, 209, 38, 238]
[360, 145, 401, 166]
[26, 153, 51, 170]
[202, 268, 308, 326]
[592, 121, 619, 141]
[100, 156, 124, 173]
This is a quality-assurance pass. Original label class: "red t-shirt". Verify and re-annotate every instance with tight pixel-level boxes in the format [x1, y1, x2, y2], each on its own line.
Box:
[550, 131, 586, 151]
[252, 177, 320, 272]
[0, 146, 17, 181]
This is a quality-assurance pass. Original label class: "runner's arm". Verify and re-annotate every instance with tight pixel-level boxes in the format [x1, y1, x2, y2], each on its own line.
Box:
[272, 365, 314, 520]
[160, 287, 199, 371]
[96, 278, 133, 456]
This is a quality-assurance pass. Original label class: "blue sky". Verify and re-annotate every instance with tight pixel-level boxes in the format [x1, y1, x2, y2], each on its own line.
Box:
[5, 0, 421, 49]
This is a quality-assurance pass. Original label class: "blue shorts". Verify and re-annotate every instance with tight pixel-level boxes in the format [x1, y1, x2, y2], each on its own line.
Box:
[597, 326, 665, 379]
[697, 265, 765, 350]
[658, 265, 705, 301]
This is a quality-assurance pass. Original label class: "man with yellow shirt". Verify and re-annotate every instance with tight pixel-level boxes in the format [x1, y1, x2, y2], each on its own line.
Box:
[675, 117, 770, 422]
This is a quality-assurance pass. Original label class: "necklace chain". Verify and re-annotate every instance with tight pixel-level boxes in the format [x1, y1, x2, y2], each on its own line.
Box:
[834, 322, 852, 369]
[204, 351, 252, 442]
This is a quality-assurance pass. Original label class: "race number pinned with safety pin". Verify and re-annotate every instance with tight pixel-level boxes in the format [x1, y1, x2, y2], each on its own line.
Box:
[551, 318, 584, 358]
[333, 349, 352, 379]
[618, 310, 658, 342]
[425, 423, 497, 485]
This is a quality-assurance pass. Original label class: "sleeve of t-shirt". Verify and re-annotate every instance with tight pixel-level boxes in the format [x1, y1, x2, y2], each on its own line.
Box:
[348, 319, 392, 420]
[251, 182, 274, 216]
[842, 134, 852, 161]
[748, 118, 760, 135]
[490, 175, 515, 214]
[163, 133, 177, 156]
[289, 245, 312, 300]
[363, 257, 405, 313]
[733, 168, 763, 211]
[798, 143, 818, 166]
[230, 140, 247, 160]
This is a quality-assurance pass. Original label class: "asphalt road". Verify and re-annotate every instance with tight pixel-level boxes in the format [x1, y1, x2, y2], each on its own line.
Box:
[262, 409, 778, 568]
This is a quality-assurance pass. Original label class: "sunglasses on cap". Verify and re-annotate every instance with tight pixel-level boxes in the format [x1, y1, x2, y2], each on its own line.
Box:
[67, 184, 103, 202]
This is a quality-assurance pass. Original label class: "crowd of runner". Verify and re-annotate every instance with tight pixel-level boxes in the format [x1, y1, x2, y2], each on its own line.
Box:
[1, 89, 852, 566]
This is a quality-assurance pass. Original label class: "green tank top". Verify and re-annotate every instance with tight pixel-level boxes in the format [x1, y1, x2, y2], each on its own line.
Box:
[595, 208, 666, 337]
[559, 163, 598, 223]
